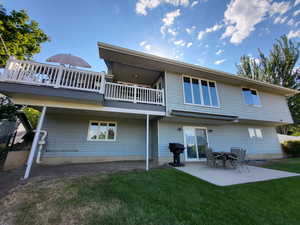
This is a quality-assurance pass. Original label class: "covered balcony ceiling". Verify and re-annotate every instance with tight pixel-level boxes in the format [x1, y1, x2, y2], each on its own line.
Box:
[107, 61, 161, 85]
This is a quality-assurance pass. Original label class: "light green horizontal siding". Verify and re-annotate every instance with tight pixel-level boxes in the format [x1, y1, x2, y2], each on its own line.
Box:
[42, 113, 148, 158]
[165, 72, 293, 124]
[159, 121, 281, 158]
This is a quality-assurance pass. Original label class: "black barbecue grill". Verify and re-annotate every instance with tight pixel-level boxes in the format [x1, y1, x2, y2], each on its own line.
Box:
[169, 143, 185, 167]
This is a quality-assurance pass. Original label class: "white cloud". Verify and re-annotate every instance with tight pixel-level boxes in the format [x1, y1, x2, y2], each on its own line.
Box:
[287, 18, 295, 26]
[139, 41, 152, 51]
[216, 49, 224, 55]
[136, 0, 189, 15]
[270, 1, 291, 16]
[173, 39, 186, 46]
[221, 0, 271, 44]
[145, 44, 152, 50]
[186, 25, 196, 34]
[162, 9, 181, 26]
[136, 0, 161, 15]
[294, 9, 300, 17]
[139, 41, 147, 47]
[160, 9, 181, 35]
[274, 16, 288, 24]
[295, 0, 300, 7]
[287, 30, 300, 39]
[191, 1, 199, 7]
[198, 24, 223, 40]
[167, 28, 178, 36]
[295, 21, 300, 27]
[214, 59, 227, 65]
[187, 42, 193, 47]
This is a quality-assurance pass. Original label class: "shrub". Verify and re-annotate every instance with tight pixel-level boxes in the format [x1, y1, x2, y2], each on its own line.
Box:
[282, 141, 300, 157]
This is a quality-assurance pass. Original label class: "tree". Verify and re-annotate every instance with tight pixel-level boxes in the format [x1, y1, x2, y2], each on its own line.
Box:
[0, 96, 20, 121]
[0, 4, 50, 67]
[236, 35, 300, 135]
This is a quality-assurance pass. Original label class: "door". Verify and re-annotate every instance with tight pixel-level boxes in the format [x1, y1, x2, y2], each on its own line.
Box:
[183, 127, 209, 161]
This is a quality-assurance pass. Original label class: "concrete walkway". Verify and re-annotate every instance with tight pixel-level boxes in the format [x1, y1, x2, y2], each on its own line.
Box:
[176, 162, 299, 186]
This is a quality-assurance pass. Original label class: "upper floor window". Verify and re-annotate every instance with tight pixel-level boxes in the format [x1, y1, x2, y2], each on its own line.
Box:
[248, 128, 263, 139]
[87, 121, 117, 141]
[242, 88, 261, 106]
[183, 76, 219, 107]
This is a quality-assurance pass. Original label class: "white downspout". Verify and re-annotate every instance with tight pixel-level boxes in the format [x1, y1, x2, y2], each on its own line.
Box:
[23, 106, 47, 179]
[35, 130, 48, 164]
[146, 114, 149, 171]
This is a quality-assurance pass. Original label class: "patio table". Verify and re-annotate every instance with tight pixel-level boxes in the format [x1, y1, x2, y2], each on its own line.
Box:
[212, 152, 237, 168]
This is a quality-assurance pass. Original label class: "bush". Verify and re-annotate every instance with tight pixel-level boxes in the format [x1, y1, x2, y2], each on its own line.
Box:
[23, 107, 40, 128]
[282, 141, 300, 157]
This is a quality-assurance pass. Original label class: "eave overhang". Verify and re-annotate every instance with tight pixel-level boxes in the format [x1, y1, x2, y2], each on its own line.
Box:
[98, 42, 299, 97]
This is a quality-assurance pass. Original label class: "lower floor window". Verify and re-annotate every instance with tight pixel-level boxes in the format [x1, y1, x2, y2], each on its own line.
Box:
[88, 121, 117, 141]
[248, 128, 263, 139]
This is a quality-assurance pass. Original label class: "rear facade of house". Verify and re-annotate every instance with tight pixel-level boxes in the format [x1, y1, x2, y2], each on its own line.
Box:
[0, 43, 296, 166]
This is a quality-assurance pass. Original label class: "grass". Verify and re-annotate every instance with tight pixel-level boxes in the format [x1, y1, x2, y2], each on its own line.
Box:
[1, 159, 300, 225]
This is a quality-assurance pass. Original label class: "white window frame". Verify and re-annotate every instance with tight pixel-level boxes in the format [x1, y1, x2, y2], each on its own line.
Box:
[182, 75, 220, 108]
[87, 120, 117, 141]
[248, 128, 263, 139]
[242, 87, 262, 107]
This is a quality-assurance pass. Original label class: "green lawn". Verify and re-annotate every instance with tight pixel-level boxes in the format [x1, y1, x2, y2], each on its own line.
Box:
[1, 159, 300, 225]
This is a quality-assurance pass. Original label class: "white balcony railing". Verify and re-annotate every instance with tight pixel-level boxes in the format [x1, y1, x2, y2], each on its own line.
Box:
[1, 57, 105, 93]
[1, 58, 165, 106]
[105, 82, 165, 106]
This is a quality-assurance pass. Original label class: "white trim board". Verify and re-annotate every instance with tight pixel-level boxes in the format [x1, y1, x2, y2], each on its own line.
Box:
[12, 97, 166, 116]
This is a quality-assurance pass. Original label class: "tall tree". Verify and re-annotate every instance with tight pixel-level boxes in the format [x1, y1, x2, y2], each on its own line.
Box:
[236, 35, 300, 135]
[0, 4, 50, 67]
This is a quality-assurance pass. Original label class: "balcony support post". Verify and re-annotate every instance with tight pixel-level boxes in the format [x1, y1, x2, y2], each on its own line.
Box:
[146, 114, 149, 171]
[23, 106, 47, 179]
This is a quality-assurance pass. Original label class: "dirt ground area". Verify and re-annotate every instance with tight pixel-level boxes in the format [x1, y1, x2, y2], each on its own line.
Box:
[0, 161, 161, 199]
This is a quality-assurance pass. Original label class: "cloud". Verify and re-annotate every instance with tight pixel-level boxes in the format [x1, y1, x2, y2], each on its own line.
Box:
[160, 9, 181, 35]
[293, 9, 300, 17]
[295, 0, 300, 6]
[167, 28, 178, 36]
[136, 0, 189, 15]
[274, 16, 288, 24]
[287, 18, 295, 26]
[287, 30, 300, 39]
[198, 24, 223, 40]
[173, 39, 186, 46]
[139, 41, 152, 51]
[216, 49, 224, 55]
[191, 1, 199, 7]
[214, 59, 227, 65]
[139, 41, 147, 47]
[187, 42, 193, 47]
[186, 25, 196, 34]
[270, 1, 291, 16]
[221, 0, 272, 44]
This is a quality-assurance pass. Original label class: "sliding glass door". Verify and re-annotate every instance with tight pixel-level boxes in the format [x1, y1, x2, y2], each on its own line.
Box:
[183, 127, 209, 161]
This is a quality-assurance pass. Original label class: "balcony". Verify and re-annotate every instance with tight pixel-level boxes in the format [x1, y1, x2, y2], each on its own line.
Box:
[105, 82, 164, 106]
[0, 58, 165, 106]
[1, 58, 105, 93]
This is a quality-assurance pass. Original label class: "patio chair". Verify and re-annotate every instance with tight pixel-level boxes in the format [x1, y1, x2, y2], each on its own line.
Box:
[205, 147, 216, 168]
[230, 148, 249, 172]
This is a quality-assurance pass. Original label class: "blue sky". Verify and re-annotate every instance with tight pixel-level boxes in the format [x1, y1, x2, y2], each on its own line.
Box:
[2, 0, 300, 73]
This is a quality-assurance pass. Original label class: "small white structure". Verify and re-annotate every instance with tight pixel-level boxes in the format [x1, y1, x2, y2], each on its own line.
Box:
[278, 134, 300, 143]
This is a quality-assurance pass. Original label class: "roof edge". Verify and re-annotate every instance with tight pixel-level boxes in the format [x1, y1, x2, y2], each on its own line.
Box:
[98, 42, 299, 96]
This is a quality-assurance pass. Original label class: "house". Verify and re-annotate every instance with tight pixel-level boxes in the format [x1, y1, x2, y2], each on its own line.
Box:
[0, 43, 298, 173]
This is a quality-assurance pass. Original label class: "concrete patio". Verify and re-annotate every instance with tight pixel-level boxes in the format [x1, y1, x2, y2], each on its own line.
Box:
[175, 162, 299, 186]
